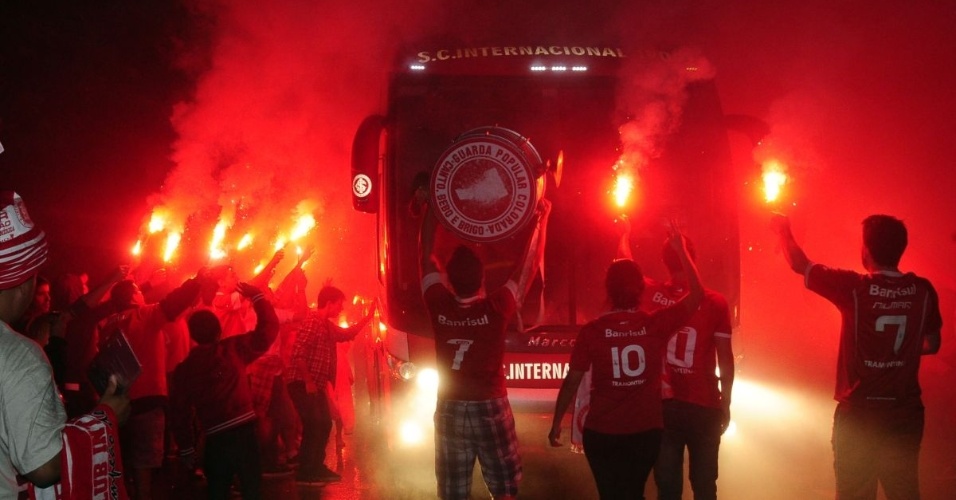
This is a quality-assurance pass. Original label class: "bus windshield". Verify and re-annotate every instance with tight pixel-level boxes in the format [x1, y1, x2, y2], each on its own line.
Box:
[380, 65, 739, 341]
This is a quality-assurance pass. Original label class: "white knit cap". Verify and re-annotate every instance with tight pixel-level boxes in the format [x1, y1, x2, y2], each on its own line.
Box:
[0, 191, 49, 288]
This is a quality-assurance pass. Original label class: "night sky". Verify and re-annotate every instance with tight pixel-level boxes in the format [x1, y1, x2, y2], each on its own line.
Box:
[2, 1, 955, 497]
[1, 1, 191, 274]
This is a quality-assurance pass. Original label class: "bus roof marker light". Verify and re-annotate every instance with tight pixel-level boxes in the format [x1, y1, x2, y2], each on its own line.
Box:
[551, 66, 567, 72]
[409, 64, 426, 71]
[530, 65, 547, 72]
[571, 66, 588, 72]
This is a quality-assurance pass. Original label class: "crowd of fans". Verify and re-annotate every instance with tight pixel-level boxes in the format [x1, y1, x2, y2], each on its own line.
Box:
[2, 191, 371, 499]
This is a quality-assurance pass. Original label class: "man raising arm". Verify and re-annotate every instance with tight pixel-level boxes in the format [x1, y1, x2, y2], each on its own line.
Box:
[770, 212, 942, 499]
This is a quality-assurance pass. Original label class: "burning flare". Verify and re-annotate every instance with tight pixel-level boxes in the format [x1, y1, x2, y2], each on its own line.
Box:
[290, 213, 316, 241]
[132, 198, 320, 271]
[163, 232, 182, 263]
[613, 170, 635, 208]
[761, 160, 788, 203]
[237, 233, 253, 251]
[148, 210, 168, 234]
[273, 236, 288, 252]
[209, 221, 228, 261]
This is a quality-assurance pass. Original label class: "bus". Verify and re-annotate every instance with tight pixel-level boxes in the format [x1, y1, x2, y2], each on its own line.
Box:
[350, 43, 741, 447]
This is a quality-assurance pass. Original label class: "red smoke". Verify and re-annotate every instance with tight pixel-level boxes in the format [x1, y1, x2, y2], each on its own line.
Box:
[137, 1, 955, 496]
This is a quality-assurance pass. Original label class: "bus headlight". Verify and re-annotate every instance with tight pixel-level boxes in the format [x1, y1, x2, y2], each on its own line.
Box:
[386, 352, 417, 381]
[398, 419, 426, 445]
[392, 368, 439, 449]
[416, 368, 439, 392]
[398, 361, 417, 381]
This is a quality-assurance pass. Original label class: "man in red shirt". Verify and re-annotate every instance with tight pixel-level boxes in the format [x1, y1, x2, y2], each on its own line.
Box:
[420, 200, 548, 500]
[99, 272, 205, 500]
[772, 214, 942, 500]
[549, 223, 703, 500]
[644, 237, 734, 500]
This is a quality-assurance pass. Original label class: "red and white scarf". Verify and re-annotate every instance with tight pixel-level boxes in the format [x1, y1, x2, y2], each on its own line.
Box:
[19, 405, 128, 500]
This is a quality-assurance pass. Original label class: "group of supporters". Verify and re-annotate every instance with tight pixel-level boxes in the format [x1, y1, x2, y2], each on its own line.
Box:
[2, 188, 943, 500]
[418, 196, 941, 500]
[1, 191, 370, 499]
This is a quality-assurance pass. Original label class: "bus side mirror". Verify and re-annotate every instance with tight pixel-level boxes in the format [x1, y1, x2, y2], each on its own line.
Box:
[351, 115, 386, 213]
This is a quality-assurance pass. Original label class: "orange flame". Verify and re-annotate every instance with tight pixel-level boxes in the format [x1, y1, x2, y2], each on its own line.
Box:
[209, 221, 228, 261]
[273, 236, 287, 252]
[761, 160, 788, 203]
[290, 214, 316, 241]
[613, 171, 635, 208]
[148, 210, 167, 234]
[135, 199, 321, 269]
[237, 233, 253, 251]
[163, 232, 182, 263]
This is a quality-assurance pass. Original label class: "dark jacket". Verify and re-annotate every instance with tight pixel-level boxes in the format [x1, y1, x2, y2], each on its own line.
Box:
[169, 293, 279, 454]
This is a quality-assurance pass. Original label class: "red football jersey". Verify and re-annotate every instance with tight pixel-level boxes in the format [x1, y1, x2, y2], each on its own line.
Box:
[643, 282, 732, 408]
[806, 265, 943, 407]
[423, 273, 517, 401]
[569, 305, 691, 434]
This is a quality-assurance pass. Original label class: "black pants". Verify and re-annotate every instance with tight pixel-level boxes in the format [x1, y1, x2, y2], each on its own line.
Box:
[832, 402, 924, 500]
[287, 381, 333, 476]
[583, 427, 662, 500]
[654, 399, 723, 500]
[204, 422, 262, 500]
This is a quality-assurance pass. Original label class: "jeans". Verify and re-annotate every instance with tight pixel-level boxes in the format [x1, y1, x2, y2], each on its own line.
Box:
[287, 381, 333, 476]
[654, 399, 723, 500]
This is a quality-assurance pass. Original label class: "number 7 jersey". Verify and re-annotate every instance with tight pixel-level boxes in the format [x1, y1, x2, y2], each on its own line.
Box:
[806, 265, 943, 407]
[422, 272, 518, 401]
